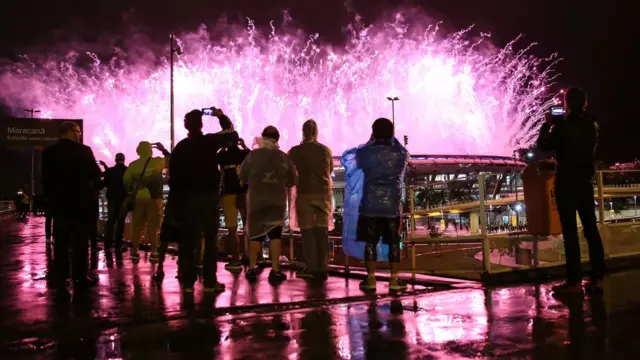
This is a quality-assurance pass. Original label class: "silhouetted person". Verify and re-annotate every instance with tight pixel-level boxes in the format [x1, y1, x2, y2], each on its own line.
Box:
[239, 126, 297, 284]
[289, 119, 334, 280]
[349, 118, 409, 292]
[219, 138, 251, 272]
[538, 87, 605, 295]
[101, 153, 128, 263]
[42, 121, 101, 288]
[170, 108, 238, 293]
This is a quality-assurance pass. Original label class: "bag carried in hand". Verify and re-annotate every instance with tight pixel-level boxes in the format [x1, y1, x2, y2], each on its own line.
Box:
[119, 157, 152, 218]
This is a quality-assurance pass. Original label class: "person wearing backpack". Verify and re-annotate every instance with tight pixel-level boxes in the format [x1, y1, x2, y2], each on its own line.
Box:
[123, 141, 168, 264]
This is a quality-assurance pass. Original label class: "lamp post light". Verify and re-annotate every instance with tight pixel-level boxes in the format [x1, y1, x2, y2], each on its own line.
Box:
[23, 109, 41, 198]
[386, 96, 399, 126]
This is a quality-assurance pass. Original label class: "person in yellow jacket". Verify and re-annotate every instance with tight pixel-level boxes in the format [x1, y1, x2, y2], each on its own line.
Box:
[123, 141, 169, 264]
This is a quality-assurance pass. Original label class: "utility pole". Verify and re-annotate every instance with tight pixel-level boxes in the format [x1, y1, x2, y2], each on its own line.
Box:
[23, 108, 40, 199]
[169, 33, 182, 151]
[386, 96, 399, 126]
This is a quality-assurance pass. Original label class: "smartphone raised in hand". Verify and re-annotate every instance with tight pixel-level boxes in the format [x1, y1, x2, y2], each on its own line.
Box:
[202, 107, 218, 116]
[550, 106, 565, 116]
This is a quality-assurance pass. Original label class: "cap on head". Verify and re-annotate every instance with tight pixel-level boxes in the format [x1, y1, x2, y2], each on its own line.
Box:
[184, 109, 203, 132]
[262, 125, 280, 142]
[372, 118, 394, 140]
[302, 119, 318, 140]
[564, 87, 587, 112]
[115, 153, 125, 163]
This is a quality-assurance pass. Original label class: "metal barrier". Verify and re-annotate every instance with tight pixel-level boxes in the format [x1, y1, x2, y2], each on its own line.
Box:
[398, 169, 640, 280]
[92, 168, 640, 281]
[0, 201, 16, 216]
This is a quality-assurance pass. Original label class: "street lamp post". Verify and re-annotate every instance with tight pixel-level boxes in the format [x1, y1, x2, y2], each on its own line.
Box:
[512, 150, 520, 225]
[169, 34, 182, 151]
[23, 109, 41, 199]
[386, 96, 399, 126]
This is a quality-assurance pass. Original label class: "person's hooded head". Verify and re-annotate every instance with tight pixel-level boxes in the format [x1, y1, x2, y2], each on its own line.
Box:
[372, 118, 394, 141]
[262, 126, 280, 142]
[302, 119, 318, 142]
[136, 141, 152, 159]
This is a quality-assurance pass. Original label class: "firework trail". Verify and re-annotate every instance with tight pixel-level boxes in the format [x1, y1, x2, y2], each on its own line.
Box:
[0, 11, 560, 160]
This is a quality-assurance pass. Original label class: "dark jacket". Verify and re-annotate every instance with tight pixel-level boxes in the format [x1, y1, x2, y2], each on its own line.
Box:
[42, 139, 102, 217]
[537, 111, 598, 180]
[169, 126, 238, 195]
[103, 163, 128, 201]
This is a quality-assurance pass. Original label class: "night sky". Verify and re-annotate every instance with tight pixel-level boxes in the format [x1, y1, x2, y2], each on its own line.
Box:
[0, 0, 637, 195]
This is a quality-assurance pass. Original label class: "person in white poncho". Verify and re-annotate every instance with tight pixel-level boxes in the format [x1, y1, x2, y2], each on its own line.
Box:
[238, 126, 297, 284]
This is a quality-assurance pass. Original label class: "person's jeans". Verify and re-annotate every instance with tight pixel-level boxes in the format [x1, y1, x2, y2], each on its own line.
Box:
[178, 191, 219, 286]
[555, 176, 605, 285]
[105, 197, 126, 249]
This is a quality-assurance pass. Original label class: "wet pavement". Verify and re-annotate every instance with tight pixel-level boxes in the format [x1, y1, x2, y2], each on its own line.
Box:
[2, 217, 640, 359]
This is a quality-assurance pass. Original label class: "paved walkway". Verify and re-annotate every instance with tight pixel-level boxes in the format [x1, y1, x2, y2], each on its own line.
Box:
[1, 217, 639, 359]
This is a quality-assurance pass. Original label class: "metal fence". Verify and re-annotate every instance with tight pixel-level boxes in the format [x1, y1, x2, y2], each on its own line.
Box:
[393, 169, 640, 280]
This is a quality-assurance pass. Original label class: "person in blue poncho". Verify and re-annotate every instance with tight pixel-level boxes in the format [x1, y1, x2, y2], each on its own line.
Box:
[347, 118, 409, 292]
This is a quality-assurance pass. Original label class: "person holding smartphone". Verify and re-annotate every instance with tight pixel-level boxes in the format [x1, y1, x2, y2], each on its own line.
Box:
[537, 87, 605, 296]
[123, 142, 169, 264]
[170, 108, 238, 293]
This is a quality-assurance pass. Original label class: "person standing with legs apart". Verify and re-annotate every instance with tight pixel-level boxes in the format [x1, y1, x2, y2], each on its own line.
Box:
[538, 87, 605, 295]
[239, 126, 297, 284]
[42, 121, 101, 288]
[348, 118, 409, 292]
[170, 108, 238, 293]
[123, 142, 167, 264]
[100, 154, 128, 264]
[289, 120, 334, 280]
[219, 138, 251, 272]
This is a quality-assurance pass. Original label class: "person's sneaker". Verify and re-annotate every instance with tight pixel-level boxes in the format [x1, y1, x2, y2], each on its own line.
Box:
[225, 261, 243, 272]
[268, 270, 287, 284]
[245, 267, 259, 282]
[359, 278, 376, 292]
[585, 280, 604, 296]
[552, 282, 583, 296]
[204, 282, 226, 293]
[389, 278, 408, 291]
[296, 269, 315, 279]
[131, 254, 140, 264]
[149, 253, 160, 264]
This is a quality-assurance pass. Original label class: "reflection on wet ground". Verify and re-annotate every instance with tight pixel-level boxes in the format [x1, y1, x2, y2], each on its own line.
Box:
[2, 217, 640, 359]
